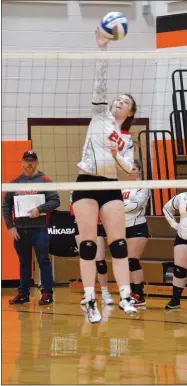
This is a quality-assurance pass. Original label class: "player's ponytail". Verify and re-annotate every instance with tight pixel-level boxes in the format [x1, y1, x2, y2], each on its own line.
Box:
[134, 159, 143, 179]
[134, 159, 142, 171]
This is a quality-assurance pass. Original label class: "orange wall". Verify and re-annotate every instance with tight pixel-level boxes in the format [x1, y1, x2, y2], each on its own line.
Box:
[157, 30, 187, 48]
[2, 141, 32, 280]
[152, 139, 176, 215]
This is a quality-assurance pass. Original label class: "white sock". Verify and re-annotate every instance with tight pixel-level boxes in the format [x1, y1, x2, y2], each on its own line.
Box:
[101, 286, 109, 295]
[119, 285, 130, 300]
[84, 287, 95, 302]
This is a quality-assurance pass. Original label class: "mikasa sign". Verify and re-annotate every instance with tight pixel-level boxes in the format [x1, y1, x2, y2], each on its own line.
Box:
[48, 226, 75, 235]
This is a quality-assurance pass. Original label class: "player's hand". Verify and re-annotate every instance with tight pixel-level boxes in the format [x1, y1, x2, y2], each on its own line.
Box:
[9, 227, 20, 241]
[106, 143, 118, 157]
[28, 208, 40, 218]
[110, 147, 117, 157]
[95, 27, 109, 49]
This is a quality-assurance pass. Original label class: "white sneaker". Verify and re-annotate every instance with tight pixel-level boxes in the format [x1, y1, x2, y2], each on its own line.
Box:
[102, 292, 115, 305]
[85, 299, 102, 323]
[119, 298, 137, 314]
[80, 296, 87, 305]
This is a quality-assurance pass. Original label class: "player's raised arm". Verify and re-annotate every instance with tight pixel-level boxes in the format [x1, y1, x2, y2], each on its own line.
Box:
[92, 28, 110, 116]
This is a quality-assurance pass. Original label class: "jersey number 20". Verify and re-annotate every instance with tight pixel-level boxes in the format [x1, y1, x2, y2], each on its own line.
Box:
[108, 131, 125, 151]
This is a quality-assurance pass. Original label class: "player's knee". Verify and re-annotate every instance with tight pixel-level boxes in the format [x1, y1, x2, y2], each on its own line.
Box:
[96, 260, 107, 274]
[79, 240, 97, 261]
[174, 265, 187, 279]
[129, 258, 141, 272]
[109, 239, 128, 259]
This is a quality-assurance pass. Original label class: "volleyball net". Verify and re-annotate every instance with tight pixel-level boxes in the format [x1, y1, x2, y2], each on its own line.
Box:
[2, 50, 187, 210]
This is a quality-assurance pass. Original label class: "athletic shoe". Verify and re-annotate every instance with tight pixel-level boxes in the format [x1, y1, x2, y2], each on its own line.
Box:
[39, 290, 53, 305]
[80, 296, 87, 305]
[119, 298, 137, 314]
[165, 297, 181, 310]
[102, 291, 115, 305]
[130, 293, 146, 307]
[81, 292, 114, 306]
[9, 293, 30, 305]
[84, 299, 102, 323]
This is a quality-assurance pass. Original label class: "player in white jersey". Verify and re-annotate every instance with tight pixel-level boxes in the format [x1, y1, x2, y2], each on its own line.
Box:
[72, 29, 137, 322]
[122, 160, 151, 307]
[163, 192, 187, 310]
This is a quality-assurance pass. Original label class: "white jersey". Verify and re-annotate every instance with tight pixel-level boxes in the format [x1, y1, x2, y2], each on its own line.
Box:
[122, 188, 150, 227]
[78, 58, 134, 179]
[163, 192, 187, 240]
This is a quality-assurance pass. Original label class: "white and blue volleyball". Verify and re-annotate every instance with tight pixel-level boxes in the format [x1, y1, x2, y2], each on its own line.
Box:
[99, 12, 128, 41]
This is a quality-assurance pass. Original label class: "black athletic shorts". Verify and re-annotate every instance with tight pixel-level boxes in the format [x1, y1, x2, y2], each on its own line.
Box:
[73, 217, 106, 238]
[174, 234, 187, 246]
[72, 174, 123, 209]
[126, 222, 149, 239]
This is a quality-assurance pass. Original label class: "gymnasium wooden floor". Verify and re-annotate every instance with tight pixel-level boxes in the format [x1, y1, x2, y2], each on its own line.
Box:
[2, 287, 187, 385]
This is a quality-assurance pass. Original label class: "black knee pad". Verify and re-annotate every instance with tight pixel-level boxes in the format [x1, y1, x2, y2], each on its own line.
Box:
[96, 260, 107, 275]
[174, 265, 187, 279]
[79, 240, 97, 261]
[129, 258, 141, 272]
[109, 239, 127, 259]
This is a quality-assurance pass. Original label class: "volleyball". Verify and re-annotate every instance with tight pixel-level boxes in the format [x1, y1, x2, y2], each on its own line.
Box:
[99, 12, 128, 41]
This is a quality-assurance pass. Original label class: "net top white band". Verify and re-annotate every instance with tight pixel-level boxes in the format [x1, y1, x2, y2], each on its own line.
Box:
[2, 51, 187, 60]
[2, 180, 187, 192]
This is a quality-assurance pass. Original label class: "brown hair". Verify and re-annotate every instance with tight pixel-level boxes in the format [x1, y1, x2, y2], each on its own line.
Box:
[133, 159, 143, 179]
[121, 93, 137, 132]
[134, 159, 142, 171]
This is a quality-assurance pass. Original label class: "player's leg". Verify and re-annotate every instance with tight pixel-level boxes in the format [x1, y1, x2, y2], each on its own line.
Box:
[77, 234, 109, 305]
[127, 237, 147, 306]
[100, 196, 137, 314]
[126, 223, 149, 307]
[165, 239, 187, 310]
[9, 229, 32, 304]
[74, 232, 87, 306]
[73, 198, 98, 292]
[32, 228, 53, 305]
[95, 234, 114, 305]
[73, 197, 101, 322]
[76, 228, 114, 305]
